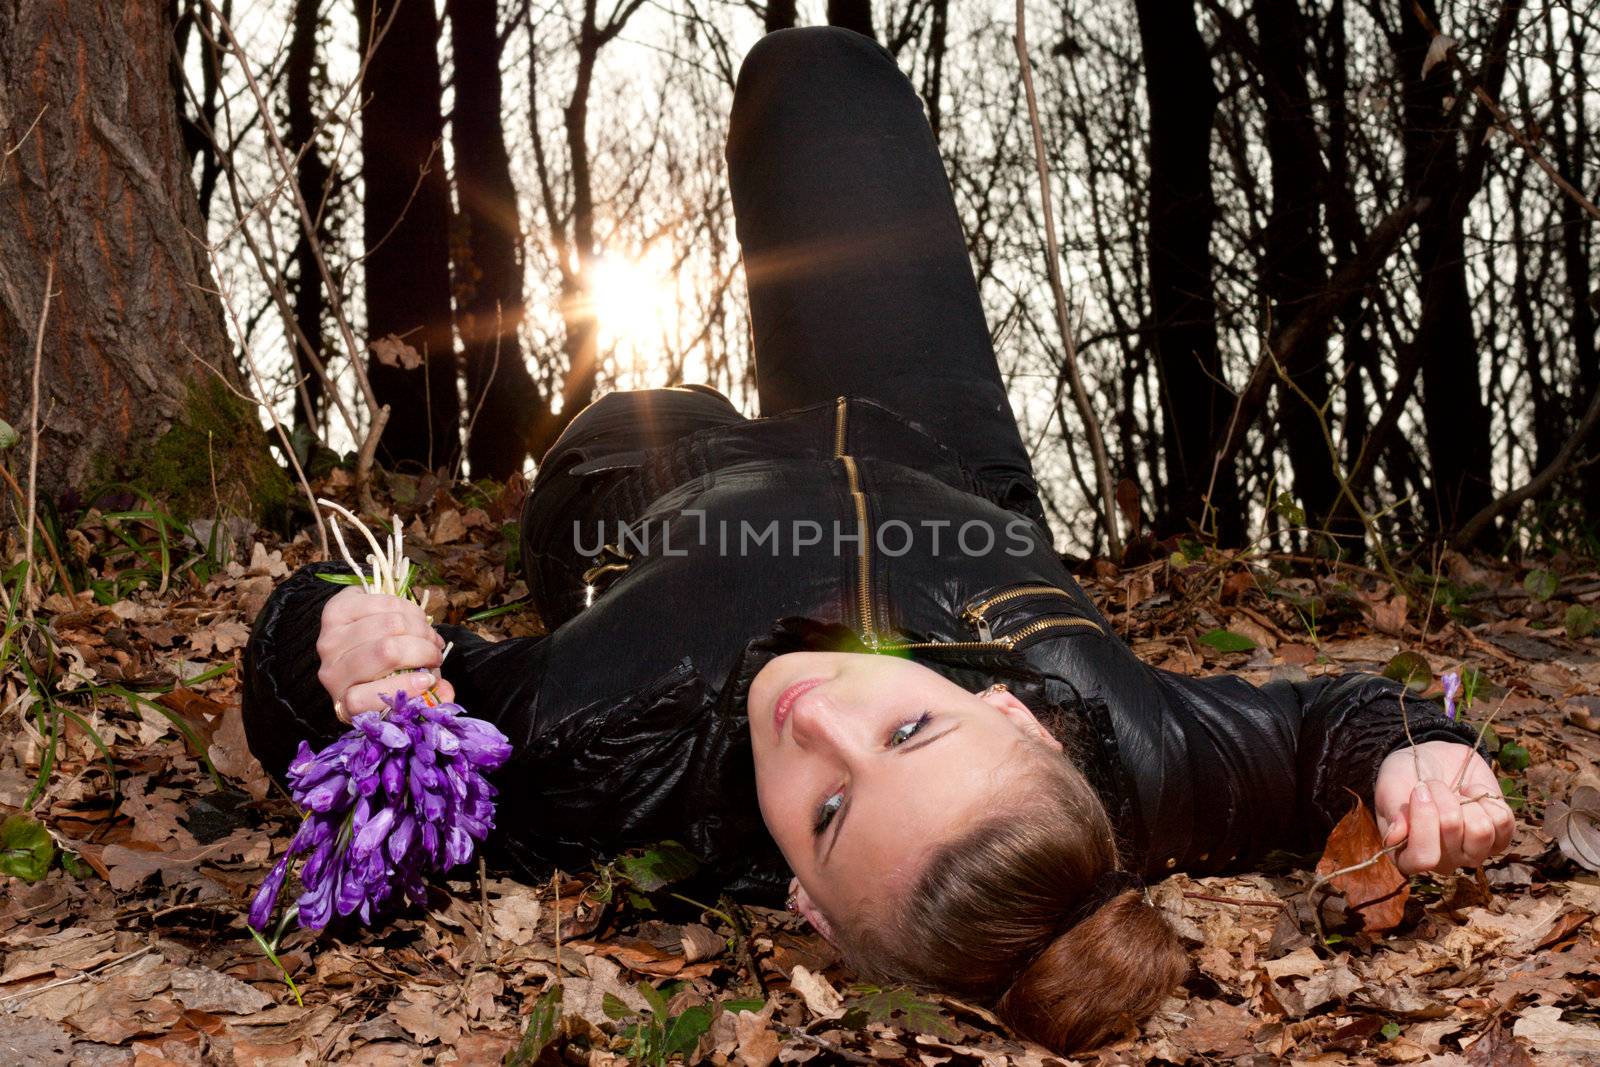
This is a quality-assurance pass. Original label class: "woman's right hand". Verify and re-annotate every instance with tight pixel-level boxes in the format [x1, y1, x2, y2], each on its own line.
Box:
[316, 586, 455, 722]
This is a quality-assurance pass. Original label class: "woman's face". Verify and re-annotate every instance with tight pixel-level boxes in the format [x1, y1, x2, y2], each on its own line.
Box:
[746, 651, 1062, 938]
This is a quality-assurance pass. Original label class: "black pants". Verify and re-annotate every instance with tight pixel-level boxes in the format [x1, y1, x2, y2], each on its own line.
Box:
[523, 27, 1044, 627]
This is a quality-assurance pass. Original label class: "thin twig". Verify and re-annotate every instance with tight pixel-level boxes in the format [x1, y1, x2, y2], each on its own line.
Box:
[1182, 892, 1287, 910]
[197, 0, 392, 510]
[1013, 0, 1121, 560]
[771, 1022, 875, 1065]
[0, 946, 155, 1004]
[22, 256, 54, 613]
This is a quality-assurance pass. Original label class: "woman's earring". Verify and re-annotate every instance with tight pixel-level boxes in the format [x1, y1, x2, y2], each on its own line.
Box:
[980, 683, 1008, 698]
[786, 888, 801, 914]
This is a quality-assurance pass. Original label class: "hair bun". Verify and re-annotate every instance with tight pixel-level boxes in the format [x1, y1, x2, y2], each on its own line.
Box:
[997, 889, 1189, 1053]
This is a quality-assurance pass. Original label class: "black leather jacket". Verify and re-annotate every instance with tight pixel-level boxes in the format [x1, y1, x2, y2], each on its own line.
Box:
[242, 396, 1475, 898]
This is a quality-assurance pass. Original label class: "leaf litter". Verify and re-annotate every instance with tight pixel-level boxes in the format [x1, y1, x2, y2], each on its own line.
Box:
[2, 475, 1600, 1064]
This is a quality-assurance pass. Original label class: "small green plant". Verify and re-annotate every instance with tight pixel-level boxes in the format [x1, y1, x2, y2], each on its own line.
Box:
[838, 985, 956, 1040]
[246, 907, 304, 1006]
[602, 981, 762, 1066]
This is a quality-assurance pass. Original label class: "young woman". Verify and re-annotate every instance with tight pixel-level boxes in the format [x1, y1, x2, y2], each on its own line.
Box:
[242, 27, 1514, 1053]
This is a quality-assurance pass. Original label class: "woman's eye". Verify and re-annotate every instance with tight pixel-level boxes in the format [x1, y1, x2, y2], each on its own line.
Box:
[888, 712, 932, 748]
[813, 790, 844, 835]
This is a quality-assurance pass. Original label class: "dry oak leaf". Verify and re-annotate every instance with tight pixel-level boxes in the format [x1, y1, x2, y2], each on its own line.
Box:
[787, 964, 844, 1019]
[1544, 782, 1600, 872]
[1316, 794, 1409, 932]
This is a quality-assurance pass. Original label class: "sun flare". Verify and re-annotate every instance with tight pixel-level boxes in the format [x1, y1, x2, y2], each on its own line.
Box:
[584, 253, 674, 370]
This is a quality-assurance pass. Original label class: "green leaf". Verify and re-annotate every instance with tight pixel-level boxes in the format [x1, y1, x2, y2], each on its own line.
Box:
[1565, 604, 1598, 640]
[1497, 741, 1531, 772]
[1524, 568, 1559, 603]
[663, 1005, 714, 1056]
[0, 814, 56, 882]
[1380, 1021, 1402, 1041]
[719, 998, 766, 1016]
[839, 986, 956, 1040]
[1459, 666, 1486, 705]
[315, 571, 367, 587]
[0, 418, 18, 450]
[601, 992, 636, 1021]
[1382, 651, 1433, 692]
[59, 850, 94, 880]
[1500, 776, 1527, 811]
[512, 985, 569, 1067]
[1272, 491, 1306, 527]
[1197, 628, 1256, 654]
[637, 980, 671, 1019]
[614, 841, 701, 893]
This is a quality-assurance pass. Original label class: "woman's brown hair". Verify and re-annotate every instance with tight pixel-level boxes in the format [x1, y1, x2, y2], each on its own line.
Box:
[834, 748, 1190, 1053]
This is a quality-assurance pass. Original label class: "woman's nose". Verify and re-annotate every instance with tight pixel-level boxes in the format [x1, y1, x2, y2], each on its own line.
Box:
[788, 689, 857, 756]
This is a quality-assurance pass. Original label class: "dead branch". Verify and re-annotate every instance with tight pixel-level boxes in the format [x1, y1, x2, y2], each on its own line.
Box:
[1014, 0, 1121, 560]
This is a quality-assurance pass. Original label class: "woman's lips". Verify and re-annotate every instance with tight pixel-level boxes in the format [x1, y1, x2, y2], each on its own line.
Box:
[772, 678, 825, 739]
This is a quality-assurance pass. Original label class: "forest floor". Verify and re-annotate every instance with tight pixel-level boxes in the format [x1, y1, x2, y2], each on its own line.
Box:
[2, 468, 1599, 1066]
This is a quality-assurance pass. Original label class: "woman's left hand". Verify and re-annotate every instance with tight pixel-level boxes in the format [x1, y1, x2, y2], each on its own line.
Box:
[1373, 740, 1515, 876]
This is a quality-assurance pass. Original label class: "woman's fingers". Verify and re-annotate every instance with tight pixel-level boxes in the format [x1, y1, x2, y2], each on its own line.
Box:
[319, 633, 444, 711]
[1457, 796, 1498, 866]
[338, 671, 445, 721]
[1397, 783, 1441, 875]
[1428, 778, 1468, 866]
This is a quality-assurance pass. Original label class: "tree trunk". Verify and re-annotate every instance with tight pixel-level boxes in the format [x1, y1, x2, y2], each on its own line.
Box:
[1392, 0, 1494, 533]
[0, 0, 286, 525]
[287, 0, 328, 437]
[1132, 0, 1241, 542]
[448, 0, 543, 482]
[356, 0, 460, 472]
[766, 0, 797, 33]
[827, 0, 874, 39]
[1252, 0, 1340, 535]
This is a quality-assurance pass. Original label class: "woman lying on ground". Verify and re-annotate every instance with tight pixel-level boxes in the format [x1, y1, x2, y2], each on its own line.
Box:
[241, 27, 1515, 1054]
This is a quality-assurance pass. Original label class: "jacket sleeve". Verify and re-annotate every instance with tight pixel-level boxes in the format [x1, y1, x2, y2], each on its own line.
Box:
[1262, 672, 1484, 832]
[240, 560, 548, 781]
[1146, 667, 1484, 871]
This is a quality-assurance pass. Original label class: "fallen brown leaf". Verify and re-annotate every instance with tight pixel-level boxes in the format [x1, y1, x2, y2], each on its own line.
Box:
[1316, 794, 1409, 932]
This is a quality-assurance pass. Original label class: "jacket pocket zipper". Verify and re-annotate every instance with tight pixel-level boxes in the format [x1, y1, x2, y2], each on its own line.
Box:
[962, 583, 1076, 641]
[879, 584, 1104, 652]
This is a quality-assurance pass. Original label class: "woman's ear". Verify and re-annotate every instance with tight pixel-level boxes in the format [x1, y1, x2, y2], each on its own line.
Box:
[789, 877, 837, 944]
[977, 686, 1064, 752]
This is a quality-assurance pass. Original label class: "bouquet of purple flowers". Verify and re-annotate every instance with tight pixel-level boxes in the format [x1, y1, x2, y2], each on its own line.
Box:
[248, 500, 512, 934]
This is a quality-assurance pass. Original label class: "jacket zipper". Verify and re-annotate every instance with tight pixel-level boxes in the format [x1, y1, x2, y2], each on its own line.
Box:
[830, 397, 1100, 653]
[961, 583, 1076, 641]
[834, 397, 877, 644]
[878, 615, 1102, 653]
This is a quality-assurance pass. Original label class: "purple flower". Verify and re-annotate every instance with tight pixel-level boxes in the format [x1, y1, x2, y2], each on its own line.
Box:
[1442, 670, 1462, 721]
[247, 689, 511, 934]
[249, 853, 292, 931]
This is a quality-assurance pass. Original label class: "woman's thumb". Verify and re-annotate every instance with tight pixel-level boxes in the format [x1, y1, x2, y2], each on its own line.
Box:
[1382, 813, 1408, 848]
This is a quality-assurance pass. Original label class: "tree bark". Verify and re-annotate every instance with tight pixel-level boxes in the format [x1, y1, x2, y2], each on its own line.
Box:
[827, 0, 874, 39]
[448, 0, 543, 481]
[1132, 0, 1241, 541]
[356, 0, 460, 472]
[0, 0, 285, 524]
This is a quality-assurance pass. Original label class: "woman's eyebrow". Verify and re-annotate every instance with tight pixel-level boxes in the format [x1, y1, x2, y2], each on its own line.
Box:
[895, 722, 961, 755]
[820, 723, 963, 864]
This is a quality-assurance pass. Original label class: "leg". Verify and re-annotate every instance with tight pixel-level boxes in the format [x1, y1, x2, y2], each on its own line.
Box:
[522, 386, 746, 628]
[726, 27, 1045, 526]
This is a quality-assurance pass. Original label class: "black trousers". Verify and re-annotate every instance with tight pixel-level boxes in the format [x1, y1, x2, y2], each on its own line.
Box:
[523, 27, 1045, 627]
